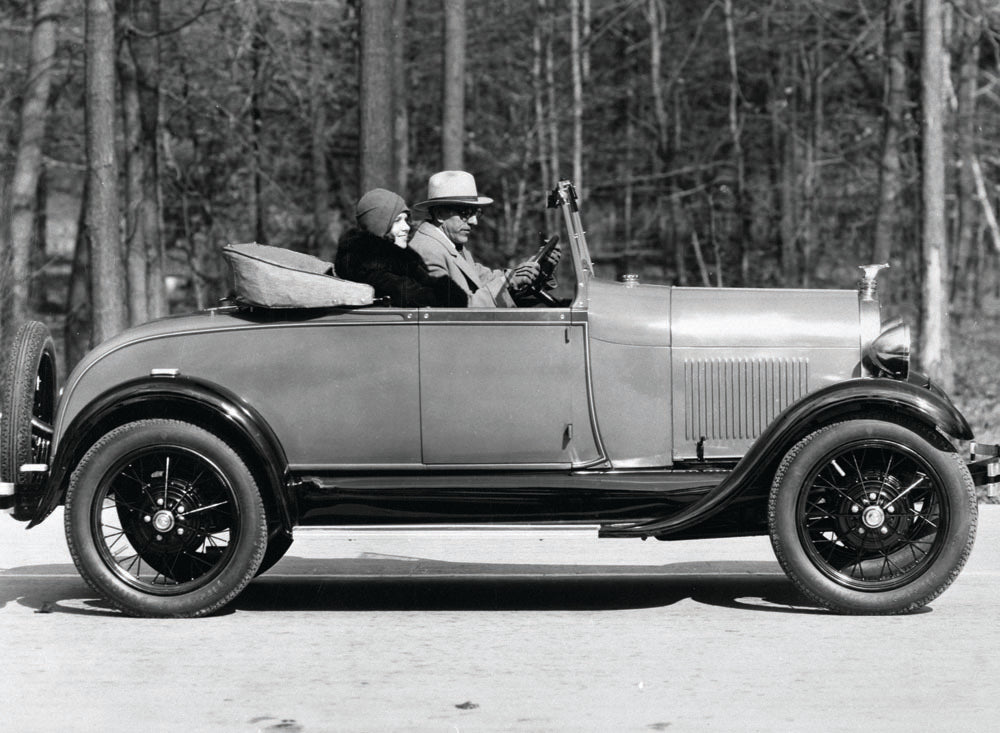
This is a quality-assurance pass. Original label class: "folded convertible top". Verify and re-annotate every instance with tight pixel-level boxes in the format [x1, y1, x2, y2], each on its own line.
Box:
[223, 242, 374, 308]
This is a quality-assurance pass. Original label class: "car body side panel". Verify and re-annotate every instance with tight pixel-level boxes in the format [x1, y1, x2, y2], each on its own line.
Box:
[56, 312, 423, 467]
[672, 347, 862, 459]
[670, 287, 864, 459]
[587, 340, 672, 468]
[418, 308, 600, 466]
[670, 287, 863, 348]
[586, 280, 671, 346]
[584, 280, 672, 468]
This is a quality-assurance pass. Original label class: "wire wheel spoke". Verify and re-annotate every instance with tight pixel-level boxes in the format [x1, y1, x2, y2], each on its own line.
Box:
[93, 446, 239, 594]
[798, 439, 947, 591]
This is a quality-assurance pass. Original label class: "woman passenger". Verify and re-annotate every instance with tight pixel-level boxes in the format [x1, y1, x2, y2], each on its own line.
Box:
[335, 188, 468, 307]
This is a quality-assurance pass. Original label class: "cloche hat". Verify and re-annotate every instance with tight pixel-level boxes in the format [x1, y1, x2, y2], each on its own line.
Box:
[413, 170, 494, 211]
[355, 188, 409, 238]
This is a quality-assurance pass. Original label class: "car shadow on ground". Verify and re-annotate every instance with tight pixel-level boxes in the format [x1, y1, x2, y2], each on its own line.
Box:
[235, 556, 826, 615]
[0, 558, 828, 615]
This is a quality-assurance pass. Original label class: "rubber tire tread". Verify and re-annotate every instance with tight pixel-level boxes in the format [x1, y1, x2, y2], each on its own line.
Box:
[768, 419, 977, 615]
[255, 531, 293, 576]
[65, 419, 267, 618]
[1, 321, 56, 485]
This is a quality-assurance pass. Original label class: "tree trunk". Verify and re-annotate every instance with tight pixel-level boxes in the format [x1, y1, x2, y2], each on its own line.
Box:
[873, 0, 907, 304]
[545, 8, 559, 184]
[30, 165, 47, 313]
[777, 47, 798, 285]
[442, 0, 466, 171]
[392, 0, 410, 194]
[723, 0, 748, 285]
[951, 5, 979, 310]
[360, 0, 393, 190]
[919, 0, 952, 391]
[118, 7, 149, 326]
[86, 0, 128, 345]
[801, 17, 823, 288]
[533, 2, 553, 232]
[647, 0, 667, 276]
[622, 88, 634, 277]
[309, 3, 332, 258]
[5, 0, 61, 332]
[131, 0, 166, 319]
[250, 2, 266, 243]
[672, 86, 687, 285]
[570, 0, 583, 195]
[65, 179, 92, 370]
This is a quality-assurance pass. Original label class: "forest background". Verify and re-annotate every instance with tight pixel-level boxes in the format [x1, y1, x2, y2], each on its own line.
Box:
[2, 0, 1000, 441]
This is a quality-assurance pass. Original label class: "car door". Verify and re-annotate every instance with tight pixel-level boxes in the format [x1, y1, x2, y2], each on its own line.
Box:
[418, 307, 601, 467]
[246, 309, 423, 469]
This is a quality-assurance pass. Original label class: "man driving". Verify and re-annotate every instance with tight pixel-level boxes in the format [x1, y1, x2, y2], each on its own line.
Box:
[410, 170, 560, 307]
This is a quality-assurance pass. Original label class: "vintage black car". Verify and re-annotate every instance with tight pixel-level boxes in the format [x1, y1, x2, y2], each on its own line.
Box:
[2, 181, 997, 617]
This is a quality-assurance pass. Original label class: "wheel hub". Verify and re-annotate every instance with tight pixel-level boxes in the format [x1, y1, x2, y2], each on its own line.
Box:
[833, 470, 910, 549]
[862, 505, 886, 529]
[152, 510, 175, 533]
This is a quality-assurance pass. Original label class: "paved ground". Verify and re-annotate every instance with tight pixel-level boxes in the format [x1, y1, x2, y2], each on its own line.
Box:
[3, 507, 1000, 732]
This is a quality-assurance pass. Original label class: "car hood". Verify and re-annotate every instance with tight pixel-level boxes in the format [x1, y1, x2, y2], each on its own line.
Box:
[586, 279, 864, 350]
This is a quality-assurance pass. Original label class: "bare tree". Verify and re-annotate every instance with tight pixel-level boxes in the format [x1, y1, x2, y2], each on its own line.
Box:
[873, 0, 907, 280]
[4, 0, 61, 335]
[309, 1, 333, 257]
[249, 1, 266, 243]
[544, 1, 559, 185]
[647, 0, 670, 277]
[392, 0, 410, 194]
[775, 41, 799, 285]
[723, 0, 748, 284]
[360, 0, 393, 190]
[442, 0, 465, 170]
[533, 1, 553, 232]
[86, 0, 128, 344]
[118, 1, 149, 325]
[570, 0, 583, 194]
[65, 179, 92, 369]
[951, 4, 980, 309]
[130, 0, 166, 320]
[919, 0, 952, 391]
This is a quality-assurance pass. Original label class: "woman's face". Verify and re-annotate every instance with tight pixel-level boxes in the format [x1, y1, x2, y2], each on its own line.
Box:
[388, 212, 410, 248]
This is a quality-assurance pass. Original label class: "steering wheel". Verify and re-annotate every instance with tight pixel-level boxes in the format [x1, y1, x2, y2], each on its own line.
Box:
[520, 234, 560, 306]
[530, 233, 560, 265]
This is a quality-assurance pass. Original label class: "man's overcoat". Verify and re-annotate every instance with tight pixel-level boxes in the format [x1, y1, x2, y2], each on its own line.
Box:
[409, 221, 512, 307]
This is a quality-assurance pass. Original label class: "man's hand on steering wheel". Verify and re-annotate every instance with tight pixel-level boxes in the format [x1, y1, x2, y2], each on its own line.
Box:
[533, 235, 562, 274]
[508, 261, 542, 292]
[508, 234, 561, 306]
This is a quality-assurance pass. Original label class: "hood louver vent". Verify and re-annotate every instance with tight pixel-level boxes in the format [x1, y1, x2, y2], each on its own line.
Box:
[683, 357, 809, 441]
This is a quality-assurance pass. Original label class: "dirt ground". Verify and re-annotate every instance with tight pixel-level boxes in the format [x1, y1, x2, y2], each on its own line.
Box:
[3, 508, 1000, 732]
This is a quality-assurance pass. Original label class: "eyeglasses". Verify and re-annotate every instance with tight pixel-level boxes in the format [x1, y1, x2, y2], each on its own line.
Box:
[448, 207, 480, 222]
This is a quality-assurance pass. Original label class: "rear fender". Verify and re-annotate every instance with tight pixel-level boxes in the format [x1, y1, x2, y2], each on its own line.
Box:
[29, 375, 293, 530]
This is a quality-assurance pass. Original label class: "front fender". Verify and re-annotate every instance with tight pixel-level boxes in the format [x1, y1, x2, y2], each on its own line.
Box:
[29, 375, 292, 530]
[606, 375, 971, 538]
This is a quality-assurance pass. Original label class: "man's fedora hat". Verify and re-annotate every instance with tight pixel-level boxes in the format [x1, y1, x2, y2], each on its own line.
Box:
[413, 170, 494, 211]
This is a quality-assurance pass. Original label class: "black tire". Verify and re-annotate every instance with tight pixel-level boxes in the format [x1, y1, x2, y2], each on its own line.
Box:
[65, 419, 267, 617]
[769, 419, 977, 614]
[255, 529, 293, 576]
[1, 321, 57, 506]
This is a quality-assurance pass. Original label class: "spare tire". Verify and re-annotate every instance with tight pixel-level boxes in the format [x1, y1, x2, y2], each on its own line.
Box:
[1, 321, 57, 520]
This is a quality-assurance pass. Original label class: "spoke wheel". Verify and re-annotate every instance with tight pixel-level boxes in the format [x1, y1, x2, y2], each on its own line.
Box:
[66, 420, 266, 617]
[1, 321, 57, 520]
[769, 420, 976, 614]
[798, 443, 945, 590]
